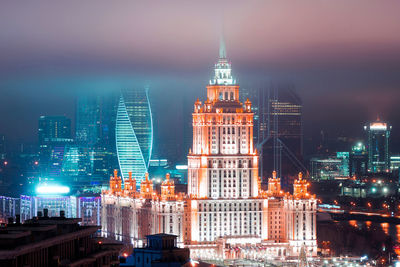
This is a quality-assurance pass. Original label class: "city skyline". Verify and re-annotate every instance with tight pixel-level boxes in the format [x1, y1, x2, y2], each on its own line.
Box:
[1, 2, 400, 265]
[1, 1, 400, 150]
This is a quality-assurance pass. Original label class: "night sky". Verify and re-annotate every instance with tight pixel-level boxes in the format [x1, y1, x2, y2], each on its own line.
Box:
[1, 1, 400, 151]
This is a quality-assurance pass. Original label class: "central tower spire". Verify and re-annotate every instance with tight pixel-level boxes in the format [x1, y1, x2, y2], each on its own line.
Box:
[210, 37, 235, 86]
[219, 35, 226, 59]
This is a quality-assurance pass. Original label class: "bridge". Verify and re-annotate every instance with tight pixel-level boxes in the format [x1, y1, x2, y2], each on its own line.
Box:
[320, 209, 400, 224]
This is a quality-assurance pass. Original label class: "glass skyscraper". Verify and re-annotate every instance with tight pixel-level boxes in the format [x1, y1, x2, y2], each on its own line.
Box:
[364, 119, 391, 173]
[38, 116, 73, 178]
[75, 92, 119, 184]
[38, 116, 72, 145]
[76, 96, 99, 147]
[241, 87, 303, 188]
[116, 88, 153, 184]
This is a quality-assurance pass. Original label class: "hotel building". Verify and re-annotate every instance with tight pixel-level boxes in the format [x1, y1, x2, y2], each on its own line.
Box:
[102, 42, 317, 260]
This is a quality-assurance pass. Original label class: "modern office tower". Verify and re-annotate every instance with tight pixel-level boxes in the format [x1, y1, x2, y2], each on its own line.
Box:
[38, 116, 72, 144]
[364, 118, 392, 173]
[251, 87, 304, 187]
[61, 145, 93, 180]
[75, 92, 119, 184]
[336, 152, 350, 177]
[38, 116, 73, 177]
[116, 88, 153, 183]
[75, 95, 99, 146]
[75, 93, 119, 148]
[349, 142, 368, 177]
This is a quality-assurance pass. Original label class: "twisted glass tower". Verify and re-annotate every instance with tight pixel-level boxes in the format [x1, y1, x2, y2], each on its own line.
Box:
[116, 88, 153, 184]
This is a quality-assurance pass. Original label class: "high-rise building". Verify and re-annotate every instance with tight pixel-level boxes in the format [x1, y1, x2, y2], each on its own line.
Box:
[61, 145, 94, 181]
[38, 116, 72, 145]
[38, 116, 73, 178]
[260, 87, 303, 188]
[186, 44, 315, 257]
[74, 92, 119, 185]
[349, 142, 368, 177]
[102, 40, 317, 260]
[242, 86, 304, 187]
[364, 119, 391, 173]
[75, 93, 119, 148]
[116, 88, 153, 184]
[75, 95, 100, 146]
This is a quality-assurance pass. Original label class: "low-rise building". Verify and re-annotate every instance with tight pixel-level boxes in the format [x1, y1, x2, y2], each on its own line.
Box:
[132, 234, 190, 267]
[0, 210, 122, 267]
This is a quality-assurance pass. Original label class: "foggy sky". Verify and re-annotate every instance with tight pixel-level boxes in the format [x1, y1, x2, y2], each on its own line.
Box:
[1, 0, 400, 149]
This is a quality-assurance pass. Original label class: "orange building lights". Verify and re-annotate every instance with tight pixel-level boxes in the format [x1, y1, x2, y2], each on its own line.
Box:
[101, 40, 317, 260]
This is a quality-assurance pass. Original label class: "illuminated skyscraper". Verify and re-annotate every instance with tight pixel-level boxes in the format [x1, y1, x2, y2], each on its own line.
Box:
[241, 86, 304, 187]
[259, 88, 303, 188]
[364, 118, 391, 173]
[188, 37, 259, 199]
[76, 95, 99, 146]
[102, 40, 317, 260]
[38, 116, 73, 177]
[349, 142, 368, 177]
[38, 116, 71, 145]
[185, 39, 316, 257]
[116, 88, 153, 183]
[75, 92, 119, 184]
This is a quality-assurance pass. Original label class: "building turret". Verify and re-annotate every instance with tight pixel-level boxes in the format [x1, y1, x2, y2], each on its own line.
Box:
[140, 173, 153, 199]
[245, 98, 252, 112]
[161, 173, 176, 201]
[124, 171, 136, 197]
[293, 172, 312, 199]
[204, 98, 212, 112]
[267, 171, 283, 197]
[110, 169, 122, 194]
[194, 98, 202, 113]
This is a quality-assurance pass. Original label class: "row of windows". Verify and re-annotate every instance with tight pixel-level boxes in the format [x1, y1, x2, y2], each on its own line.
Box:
[198, 202, 262, 211]
[208, 159, 253, 168]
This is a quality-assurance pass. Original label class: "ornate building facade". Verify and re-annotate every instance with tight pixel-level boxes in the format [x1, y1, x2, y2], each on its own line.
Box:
[101, 43, 317, 260]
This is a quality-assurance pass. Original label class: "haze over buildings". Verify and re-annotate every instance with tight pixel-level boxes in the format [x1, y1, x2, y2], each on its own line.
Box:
[1, 1, 400, 150]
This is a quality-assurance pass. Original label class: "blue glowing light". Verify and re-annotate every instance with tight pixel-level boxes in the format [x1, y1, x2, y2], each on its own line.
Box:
[36, 185, 70, 195]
